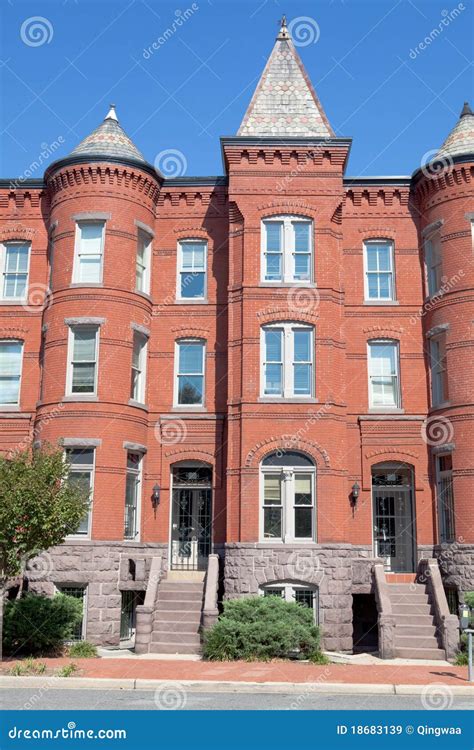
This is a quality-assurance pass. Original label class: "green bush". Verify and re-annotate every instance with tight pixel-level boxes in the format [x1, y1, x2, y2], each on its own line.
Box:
[203, 595, 323, 662]
[67, 641, 97, 658]
[3, 594, 83, 656]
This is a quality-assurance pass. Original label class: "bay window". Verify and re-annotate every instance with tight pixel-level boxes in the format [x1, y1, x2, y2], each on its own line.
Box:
[430, 335, 448, 406]
[425, 233, 442, 297]
[66, 448, 94, 536]
[67, 326, 99, 395]
[136, 231, 151, 294]
[130, 331, 147, 403]
[73, 222, 105, 284]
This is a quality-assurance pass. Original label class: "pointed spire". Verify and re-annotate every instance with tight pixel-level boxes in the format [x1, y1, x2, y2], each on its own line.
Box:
[435, 101, 474, 160]
[69, 104, 146, 164]
[238, 17, 334, 137]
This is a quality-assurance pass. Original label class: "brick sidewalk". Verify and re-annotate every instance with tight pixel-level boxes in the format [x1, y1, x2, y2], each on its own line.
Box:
[1, 658, 469, 685]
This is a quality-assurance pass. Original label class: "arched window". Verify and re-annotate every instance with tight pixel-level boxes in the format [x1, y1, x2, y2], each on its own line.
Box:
[261, 215, 313, 283]
[260, 451, 316, 542]
[261, 322, 314, 399]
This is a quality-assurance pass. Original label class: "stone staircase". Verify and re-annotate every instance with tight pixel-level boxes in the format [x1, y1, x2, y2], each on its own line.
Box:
[149, 573, 205, 655]
[387, 581, 446, 660]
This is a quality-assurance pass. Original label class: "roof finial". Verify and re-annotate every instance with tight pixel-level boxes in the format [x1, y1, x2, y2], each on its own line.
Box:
[460, 101, 473, 118]
[105, 104, 118, 122]
[277, 14, 290, 40]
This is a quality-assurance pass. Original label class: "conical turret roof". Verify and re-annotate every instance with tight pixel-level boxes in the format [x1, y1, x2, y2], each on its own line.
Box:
[238, 17, 334, 138]
[69, 105, 146, 164]
[436, 101, 474, 159]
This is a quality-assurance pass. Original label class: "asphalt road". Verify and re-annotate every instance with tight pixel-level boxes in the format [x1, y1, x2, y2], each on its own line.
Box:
[0, 689, 472, 711]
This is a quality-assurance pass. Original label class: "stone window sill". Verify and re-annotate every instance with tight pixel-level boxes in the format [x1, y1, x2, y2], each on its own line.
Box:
[363, 300, 399, 305]
[368, 407, 404, 414]
[259, 282, 316, 288]
[258, 397, 318, 404]
[128, 399, 148, 411]
[175, 298, 208, 305]
[63, 395, 99, 402]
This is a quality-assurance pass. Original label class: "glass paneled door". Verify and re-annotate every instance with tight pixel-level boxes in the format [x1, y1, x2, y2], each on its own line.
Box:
[372, 465, 416, 572]
[171, 464, 212, 571]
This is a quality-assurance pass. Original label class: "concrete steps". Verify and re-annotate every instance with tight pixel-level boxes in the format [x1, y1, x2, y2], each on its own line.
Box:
[386, 581, 445, 660]
[150, 575, 205, 655]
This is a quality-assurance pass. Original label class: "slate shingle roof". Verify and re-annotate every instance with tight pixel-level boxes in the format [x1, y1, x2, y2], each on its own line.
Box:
[70, 105, 146, 164]
[436, 102, 474, 160]
[238, 20, 334, 138]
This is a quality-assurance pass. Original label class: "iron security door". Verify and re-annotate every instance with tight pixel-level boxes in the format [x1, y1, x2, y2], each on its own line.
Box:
[373, 485, 415, 572]
[171, 466, 212, 571]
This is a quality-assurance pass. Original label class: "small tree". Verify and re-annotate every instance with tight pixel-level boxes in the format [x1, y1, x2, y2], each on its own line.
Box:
[0, 445, 90, 660]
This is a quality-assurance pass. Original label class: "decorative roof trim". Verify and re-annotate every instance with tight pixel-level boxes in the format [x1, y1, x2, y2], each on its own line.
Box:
[45, 155, 162, 182]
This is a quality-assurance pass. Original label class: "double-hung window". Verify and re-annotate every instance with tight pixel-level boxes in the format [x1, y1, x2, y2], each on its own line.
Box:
[425, 233, 442, 297]
[436, 453, 455, 543]
[0, 243, 30, 301]
[261, 452, 315, 542]
[136, 231, 151, 294]
[73, 222, 105, 284]
[66, 448, 94, 536]
[0, 340, 23, 405]
[124, 451, 142, 540]
[175, 339, 205, 406]
[364, 241, 395, 301]
[430, 335, 448, 406]
[177, 241, 207, 300]
[262, 216, 313, 283]
[67, 326, 99, 395]
[368, 340, 400, 408]
[262, 324, 313, 398]
[130, 331, 147, 403]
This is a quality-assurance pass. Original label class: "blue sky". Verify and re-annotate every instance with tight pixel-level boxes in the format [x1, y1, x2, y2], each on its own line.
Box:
[1, 0, 473, 179]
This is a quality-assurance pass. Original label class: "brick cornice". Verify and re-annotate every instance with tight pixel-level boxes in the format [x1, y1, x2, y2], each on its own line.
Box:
[0, 224, 37, 242]
[46, 163, 160, 205]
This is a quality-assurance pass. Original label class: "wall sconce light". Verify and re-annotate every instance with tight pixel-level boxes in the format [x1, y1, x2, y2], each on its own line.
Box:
[351, 482, 360, 508]
[151, 484, 161, 516]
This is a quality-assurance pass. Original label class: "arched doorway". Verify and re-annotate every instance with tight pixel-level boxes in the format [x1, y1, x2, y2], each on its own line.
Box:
[372, 463, 416, 572]
[170, 461, 212, 571]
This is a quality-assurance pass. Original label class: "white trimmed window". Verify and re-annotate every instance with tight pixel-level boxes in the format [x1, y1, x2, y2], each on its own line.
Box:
[0, 243, 30, 301]
[261, 323, 313, 398]
[174, 339, 205, 406]
[73, 222, 105, 284]
[260, 451, 315, 542]
[368, 340, 400, 408]
[67, 326, 99, 396]
[0, 340, 23, 405]
[425, 233, 442, 297]
[430, 335, 448, 406]
[136, 231, 151, 294]
[66, 448, 94, 536]
[124, 451, 142, 540]
[364, 240, 395, 301]
[177, 240, 207, 300]
[130, 331, 147, 403]
[261, 583, 319, 623]
[261, 216, 313, 283]
[436, 453, 455, 543]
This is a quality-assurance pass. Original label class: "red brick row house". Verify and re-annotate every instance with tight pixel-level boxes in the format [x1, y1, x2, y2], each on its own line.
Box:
[1, 19, 472, 657]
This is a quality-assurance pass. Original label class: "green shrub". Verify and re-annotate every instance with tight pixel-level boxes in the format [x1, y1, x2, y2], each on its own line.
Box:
[464, 591, 474, 609]
[56, 663, 78, 677]
[203, 595, 323, 662]
[455, 650, 468, 666]
[3, 594, 83, 656]
[67, 641, 97, 658]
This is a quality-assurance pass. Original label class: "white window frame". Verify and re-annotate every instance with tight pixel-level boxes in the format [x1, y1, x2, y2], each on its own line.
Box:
[0, 242, 31, 302]
[259, 582, 319, 624]
[130, 331, 148, 404]
[425, 234, 442, 297]
[72, 221, 105, 285]
[0, 339, 24, 406]
[66, 325, 99, 397]
[176, 239, 207, 301]
[260, 323, 314, 399]
[65, 447, 95, 538]
[55, 584, 88, 641]
[367, 339, 401, 409]
[363, 240, 395, 302]
[173, 338, 206, 408]
[259, 465, 316, 543]
[436, 453, 455, 543]
[430, 335, 448, 406]
[136, 230, 152, 295]
[261, 215, 313, 284]
[124, 451, 143, 541]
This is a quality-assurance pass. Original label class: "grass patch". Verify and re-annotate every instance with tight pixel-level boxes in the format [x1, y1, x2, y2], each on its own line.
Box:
[56, 663, 78, 678]
[67, 641, 97, 658]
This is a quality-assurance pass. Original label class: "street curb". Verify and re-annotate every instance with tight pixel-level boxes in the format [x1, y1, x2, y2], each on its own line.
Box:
[0, 676, 473, 695]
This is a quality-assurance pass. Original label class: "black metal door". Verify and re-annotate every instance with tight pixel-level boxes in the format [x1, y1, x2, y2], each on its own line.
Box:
[171, 466, 212, 571]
